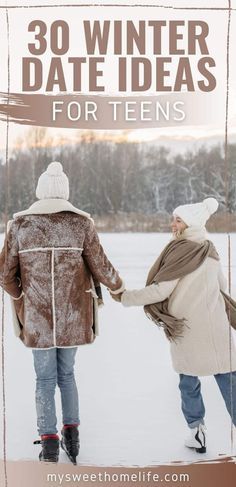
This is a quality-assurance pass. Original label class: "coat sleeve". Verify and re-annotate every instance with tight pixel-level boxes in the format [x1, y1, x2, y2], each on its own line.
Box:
[218, 264, 227, 292]
[83, 220, 124, 292]
[0, 220, 23, 299]
[121, 279, 179, 307]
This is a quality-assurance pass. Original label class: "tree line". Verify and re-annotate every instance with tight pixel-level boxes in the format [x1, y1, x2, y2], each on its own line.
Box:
[0, 128, 235, 231]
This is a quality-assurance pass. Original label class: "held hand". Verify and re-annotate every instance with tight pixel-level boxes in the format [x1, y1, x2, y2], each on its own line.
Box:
[108, 279, 125, 303]
[110, 292, 123, 303]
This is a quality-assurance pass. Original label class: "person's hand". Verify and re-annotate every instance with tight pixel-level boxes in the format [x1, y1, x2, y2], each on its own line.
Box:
[110, 292, 123, 302]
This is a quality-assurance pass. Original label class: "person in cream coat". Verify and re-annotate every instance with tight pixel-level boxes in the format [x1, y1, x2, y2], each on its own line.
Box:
[111, 198, 236, 454]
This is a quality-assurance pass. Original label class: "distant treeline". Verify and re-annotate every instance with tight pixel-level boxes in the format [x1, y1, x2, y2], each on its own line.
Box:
[0, 129, 235, 232]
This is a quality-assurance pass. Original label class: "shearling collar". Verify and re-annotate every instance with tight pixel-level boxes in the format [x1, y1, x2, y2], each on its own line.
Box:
[13, 198, 92, 221]
[181, 226, 208, 243]
[172, 226, 208, 244]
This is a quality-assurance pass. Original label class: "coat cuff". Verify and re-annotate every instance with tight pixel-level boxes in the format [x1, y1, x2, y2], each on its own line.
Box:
[2, 280, 23, 300]
[12, 290, 24, 300]
[109, 280, 125, 295]
[121, 290, 136, 307]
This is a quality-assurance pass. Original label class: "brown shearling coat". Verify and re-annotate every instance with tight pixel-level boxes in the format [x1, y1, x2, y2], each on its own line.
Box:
[0, 210, 122, 349]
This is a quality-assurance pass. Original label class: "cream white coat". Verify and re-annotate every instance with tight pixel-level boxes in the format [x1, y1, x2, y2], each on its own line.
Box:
[121, 228, 236, 376]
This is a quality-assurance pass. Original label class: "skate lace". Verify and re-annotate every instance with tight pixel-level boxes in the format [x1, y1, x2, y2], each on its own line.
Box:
[67, 437, 79, 449]
[63, 430, 80, 452]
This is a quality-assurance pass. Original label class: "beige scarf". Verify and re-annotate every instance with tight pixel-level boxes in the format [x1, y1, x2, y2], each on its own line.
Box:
[144, 238, 236, 341]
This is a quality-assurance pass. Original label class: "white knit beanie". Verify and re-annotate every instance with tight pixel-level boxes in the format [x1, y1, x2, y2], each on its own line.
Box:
[36, 162, 69, 200]
[173, 198, 219, 227]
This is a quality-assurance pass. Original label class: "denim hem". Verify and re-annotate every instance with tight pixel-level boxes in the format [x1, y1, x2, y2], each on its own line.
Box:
[188, 419, 205, 429]
[62, 420, 80, 426]
[38, 430, 58, 436]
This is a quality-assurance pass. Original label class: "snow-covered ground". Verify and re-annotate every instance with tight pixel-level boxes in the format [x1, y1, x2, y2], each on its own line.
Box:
[0, 232, 236, 466]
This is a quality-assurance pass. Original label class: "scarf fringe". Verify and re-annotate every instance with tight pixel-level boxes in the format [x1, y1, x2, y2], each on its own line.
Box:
[144, 310, 188, 343]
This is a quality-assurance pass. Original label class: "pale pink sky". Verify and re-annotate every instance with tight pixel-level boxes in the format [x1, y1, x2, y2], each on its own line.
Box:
[1, 0, 236, 148]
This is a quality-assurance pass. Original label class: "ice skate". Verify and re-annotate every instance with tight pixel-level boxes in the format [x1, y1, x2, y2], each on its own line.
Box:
[184, 424, 206, 453]
[34, 435, 60, 463]
[61, 425, 80, 465]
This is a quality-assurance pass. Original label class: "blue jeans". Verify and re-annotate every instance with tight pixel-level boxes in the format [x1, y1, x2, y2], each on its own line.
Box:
[179, 372, 236, 428]
[32, 347, 79, 436]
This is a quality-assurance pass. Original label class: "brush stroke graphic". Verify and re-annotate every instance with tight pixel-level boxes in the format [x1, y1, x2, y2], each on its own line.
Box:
[0, 91, 224, 129]
[0, 457, 236, 487]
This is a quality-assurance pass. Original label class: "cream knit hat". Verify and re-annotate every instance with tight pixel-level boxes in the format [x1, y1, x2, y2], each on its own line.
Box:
[36, 162, 69, 200]
[173, 198, 219, 227]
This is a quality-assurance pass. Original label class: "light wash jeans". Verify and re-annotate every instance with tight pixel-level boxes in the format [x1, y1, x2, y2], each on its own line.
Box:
[32, 347, 79, 436]
[179, 372, 236, 428]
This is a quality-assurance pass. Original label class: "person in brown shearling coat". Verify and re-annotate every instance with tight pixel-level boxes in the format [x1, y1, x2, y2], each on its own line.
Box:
[0, 162, 124, 464]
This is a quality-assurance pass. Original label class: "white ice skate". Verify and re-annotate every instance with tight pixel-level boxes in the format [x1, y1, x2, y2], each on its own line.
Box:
[184, 424, 206, 453]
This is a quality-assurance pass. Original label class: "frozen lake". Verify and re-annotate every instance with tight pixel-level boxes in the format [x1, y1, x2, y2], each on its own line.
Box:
[0, 232, 235, 465]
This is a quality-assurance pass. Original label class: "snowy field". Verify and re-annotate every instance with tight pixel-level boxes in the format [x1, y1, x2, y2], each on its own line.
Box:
[0, 232, 236, 466]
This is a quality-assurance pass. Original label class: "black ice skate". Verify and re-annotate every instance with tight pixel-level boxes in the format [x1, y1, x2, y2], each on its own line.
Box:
[61, 425, 80, 465]
[34, 435, 60, 463]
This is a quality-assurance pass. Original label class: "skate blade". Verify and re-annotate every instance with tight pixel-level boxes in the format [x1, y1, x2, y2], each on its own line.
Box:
[185, 445, 207, 454]
[39, 455, 59, 464]
[61, 440, 77, 465]
[196, 446, 206, 453]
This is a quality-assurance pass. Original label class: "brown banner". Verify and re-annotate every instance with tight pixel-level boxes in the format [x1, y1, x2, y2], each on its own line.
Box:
[0, 91, 223, 129]
[0, 457, 236, 487]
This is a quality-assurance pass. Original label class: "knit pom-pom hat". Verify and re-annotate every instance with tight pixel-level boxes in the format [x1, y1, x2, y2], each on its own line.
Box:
[36, 162, 69, 200]
[173, 198, 219, 227]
